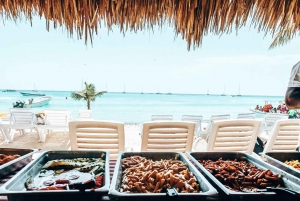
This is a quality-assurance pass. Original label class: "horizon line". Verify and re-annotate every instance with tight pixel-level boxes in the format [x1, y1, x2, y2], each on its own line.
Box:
[0, 89, 285, 97]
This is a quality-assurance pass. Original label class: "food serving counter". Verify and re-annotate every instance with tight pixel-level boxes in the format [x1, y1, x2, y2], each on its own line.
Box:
[1, 150, 300, 201]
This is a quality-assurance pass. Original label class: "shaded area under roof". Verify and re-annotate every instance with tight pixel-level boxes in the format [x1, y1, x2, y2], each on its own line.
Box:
[0, 0, 299, 50]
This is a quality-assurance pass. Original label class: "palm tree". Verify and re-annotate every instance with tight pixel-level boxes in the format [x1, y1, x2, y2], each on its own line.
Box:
[71, 82, 106, 109]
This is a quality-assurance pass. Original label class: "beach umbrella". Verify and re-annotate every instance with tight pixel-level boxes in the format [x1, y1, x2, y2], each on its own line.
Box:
[0, 0, 299, 50]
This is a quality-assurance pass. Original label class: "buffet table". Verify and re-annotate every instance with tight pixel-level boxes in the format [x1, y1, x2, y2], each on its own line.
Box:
[0, 151, 299, 201]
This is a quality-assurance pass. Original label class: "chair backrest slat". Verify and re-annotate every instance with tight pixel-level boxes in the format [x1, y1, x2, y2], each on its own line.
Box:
[207, 119, 262, 154]
[182, 115, 203, 132]
[9, 108, 35, 125]
[237, 113, 256, 119]
[151, 115, 173, 121]
[263, 113, 289, 127]
[44, 110, 71, 126]
[263, 119, 300, 152]
[211, 114, 231, 121]
[205, 114, 230, 133]
[79, 110, 92, 118]
[141, 121, 195, 152]
[69, 121, 125, 159]
[0, 115, 10, 123]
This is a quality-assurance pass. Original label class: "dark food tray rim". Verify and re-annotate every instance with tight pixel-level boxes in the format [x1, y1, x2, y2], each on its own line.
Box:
[109, 151, 218, 197]
[0, 148, 39, 170]
[0, 150, 110, 195]
[186, 151, 300, 196]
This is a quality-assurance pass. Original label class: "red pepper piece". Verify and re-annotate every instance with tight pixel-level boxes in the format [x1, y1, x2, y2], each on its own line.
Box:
[55, 179, 70, 184]
[39, 184, 68, 190]
[95, 175, 104, 188]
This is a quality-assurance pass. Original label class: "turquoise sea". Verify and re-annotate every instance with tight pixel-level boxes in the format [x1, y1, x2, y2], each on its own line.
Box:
[0, 90, 284, 123]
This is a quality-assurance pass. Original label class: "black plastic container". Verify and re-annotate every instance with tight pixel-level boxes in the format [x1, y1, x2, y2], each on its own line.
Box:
[0, 148, 39, 178]
[263, 152, 300, 178]
[187, 152, 300, 201]
[0, 150, 110, 201]
[109, 152, 218, 201]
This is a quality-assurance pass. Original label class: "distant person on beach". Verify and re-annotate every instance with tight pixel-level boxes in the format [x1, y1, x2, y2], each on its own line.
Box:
[277, 104, 281, 111]
[289, 110, 298, 118]
[285, 61, 300, 109]
[281, 104, 287, 113]
[255, 105, 259, 110]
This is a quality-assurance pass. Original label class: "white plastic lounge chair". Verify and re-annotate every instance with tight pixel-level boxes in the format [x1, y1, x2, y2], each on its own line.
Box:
[44, 109, 72, 125]
[263, 119, 300, 153]
[139, 115, 174, 135]
[0, 124, 37, 143]
[181, 115, 205, 136]
[210, 114, 231, 121]
[260, 113, 289, 136]
[79, 110, 92, 118]
[0, 125, 7, 142]
[9, 108, 35, 126]
[76, 109, 93, 121]
[206, 119, 262, 155]
[237, 113, 256, 119]
[0, 108, 36, 142]
[151, 115, 173, 121]
[0, 114, 10, 141]
[0, 114, 10, 123]
[36, 110, 72, 142]
[202, 114, 231, 140]
[69, 121, 125, 159]
[141, 121, 195, 152]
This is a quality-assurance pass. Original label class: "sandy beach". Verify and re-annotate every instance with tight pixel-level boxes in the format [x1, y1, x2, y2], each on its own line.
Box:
[0, 124, 208, 153]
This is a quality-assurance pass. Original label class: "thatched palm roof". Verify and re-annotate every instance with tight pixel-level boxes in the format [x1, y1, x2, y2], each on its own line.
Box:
[0, 0, 299, 50]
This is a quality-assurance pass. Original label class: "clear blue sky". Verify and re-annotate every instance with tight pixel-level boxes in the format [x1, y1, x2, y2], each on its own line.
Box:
[0, 16, 299, 96]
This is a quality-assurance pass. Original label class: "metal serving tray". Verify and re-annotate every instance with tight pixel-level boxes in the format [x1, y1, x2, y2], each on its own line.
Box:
[263, 152, 300, 178]
[0, 148, 39, 178]
[109, 152, 218, 201]
[187, 152, 300, 201]
[0, 150, 110, 201]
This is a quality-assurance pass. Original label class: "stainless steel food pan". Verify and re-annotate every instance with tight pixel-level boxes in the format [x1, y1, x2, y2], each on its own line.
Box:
[0, 148, 39, 178]
[263, 152, 300, 178]
[187, 152, 300, 200]
[109, 152, 218, 200]
[0, 150, 110, 201]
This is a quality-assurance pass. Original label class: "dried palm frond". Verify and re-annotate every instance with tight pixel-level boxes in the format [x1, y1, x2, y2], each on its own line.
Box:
[0, 0, 299, 50]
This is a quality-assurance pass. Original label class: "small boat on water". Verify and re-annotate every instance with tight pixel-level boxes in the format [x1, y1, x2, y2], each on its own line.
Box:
[249, 108, 268, 114]
[156, 86, 161, 94]
[122, 85, 126, 93]
[221, 85, 226, 96]
[249, 100, 284, 114]
[13, 96, 52, 108]
[231, 84, 242, 97]
[20, 92, 46, 96]
[2, 89, 16, 92]
[32, 83, 39, 92]
[24, 96, 52, 108]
